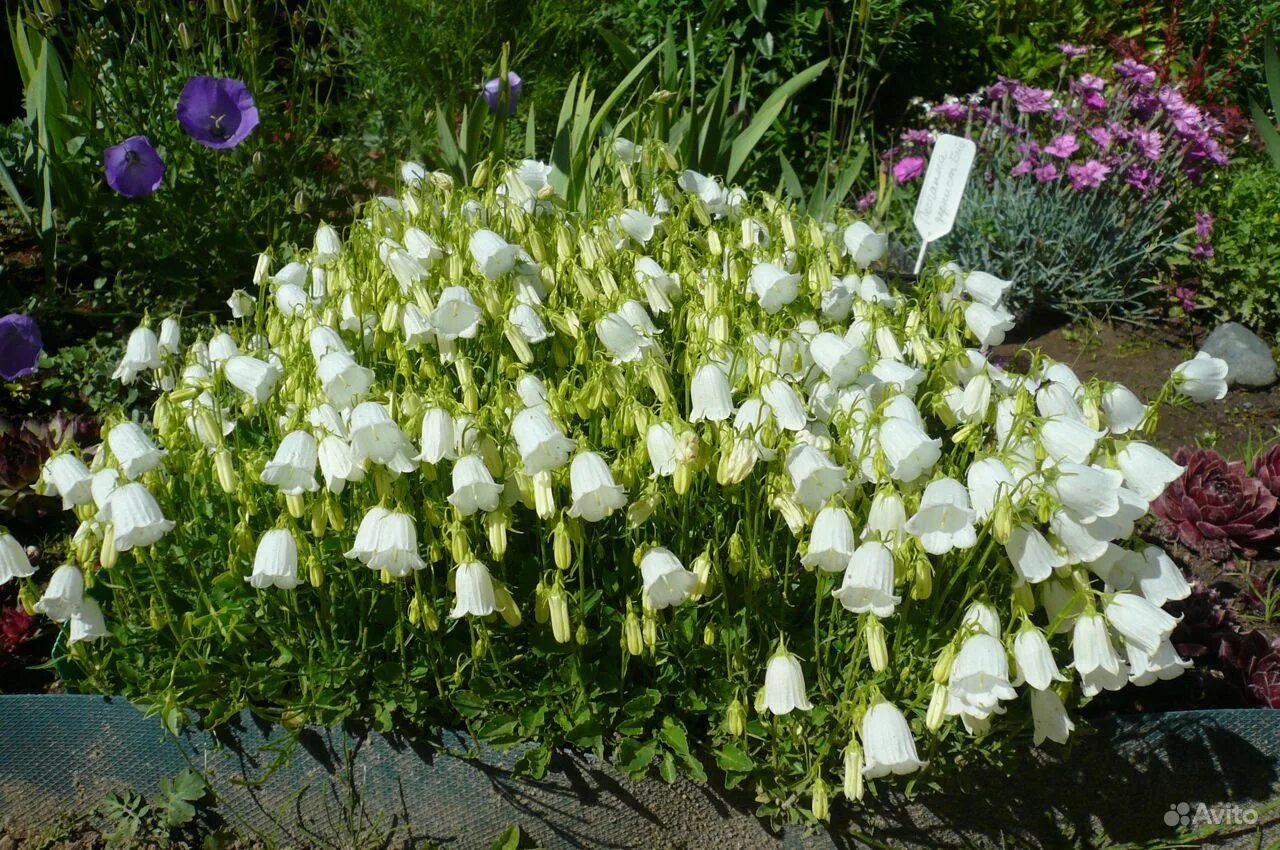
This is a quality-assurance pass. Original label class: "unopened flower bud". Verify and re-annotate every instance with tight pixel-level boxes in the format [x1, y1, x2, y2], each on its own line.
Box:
[911, 554, 932, 600]
[932, 644, 956, 684]
[252, 150, 267, 178]
[926, 682, 949, 731]
[495, 583, 522, 627]
[726, 698, 746, 736]
[309, 556, 324, 588]
[865, 616, 889, 672]
[843, 744, 864, 801]
[624, 608, 644, 655]
[100, 528, 118, 569]
[214, 449, 238, 494]
[535, 470, 556, 519]
[553, 520, 573, 569]
[811, 778, 829, 821]
[548, 587, 571, 643]
[286, 493, 306, 519]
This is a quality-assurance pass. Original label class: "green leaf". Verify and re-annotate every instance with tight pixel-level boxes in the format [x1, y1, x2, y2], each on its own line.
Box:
[726, 59, 829, 183]
[513, 743, 552, 778]
[1250, 100, 1280, 170]
[617, 737, 658, 774]
[715, 742, 755, 773]
[778, 154, 805, 204]
[659, 716, 690, 758]
[658, 750, 678, 784]
[1265, 36, 1280, 122]
[489, 824, 524, 850]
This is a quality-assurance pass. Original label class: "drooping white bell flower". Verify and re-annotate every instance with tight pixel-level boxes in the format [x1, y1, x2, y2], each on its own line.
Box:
[802, 507, 857, 572]
[612, 136, 639, 164]
[345, 506, 390, 564]
[946, 633, 1018, 719]
[101, 482, 175, 550]
[1071, 610, 1122, 681]
[640, 547, 697, 610]
[617, 209, 659, 244]
[516, 375, 549, 409]
[469, 229, 521, 280]
[113, 325, 162, 384]
[1125, 638, 1191, 686]
[966, 457, 1014, 522]
[677, 170, 729, 216]
[308, 403, 348, 438]
[689, 364, 734, 422]
[760, 646, 813, 715]
[0, 534, 36, 585]
[645, 422, 679, 477]
[1171, 352, 1229, 403]
[401, 303, 434, 348]
[34, 564, 85, 622]
[450, 561, 498, 618]
[416, 408, 456, 465]
[963, 302, 1015, 348]
[511, 407, 575, 474]
[317, 435, 364, 494]
[1049, 509, 1112, 564]
[832, 541, 900, 616]
[224, 355, 282, 404]
[248, 529, 300, 590]
[1104, 592, 1179, 654]
[68, 596, 109, 644]
[961, 601, 1002, 637]
[1039, 418, 1105, 465]
[509, 304, 551, 345]
[90, 468, 120, 514]
[566, 452, 627, 522]
[618, 300, 660, 338]
[842, 222, 887, 269]
[596, 311, 652, 364]
[878, 417, 942, 484]
[309, 325, 349, 361]
[860, 701, 926, 778]
[1050, 462, 1123, 523]
[404, 227, 443, 264]
[42, 454, 94, 509]
[365, 511, 426, 576]
[226, 289, 256, 319]
[905, 477, 977, 555]
[273, 283, 309, 317]
[158, 317, 181, 355]
[1135, 546, 1191, 606]
[313, 222, 342, 262]
[809, 332, 867, 388]
[260, 430, 320, 495]
[271, 261, 307, 290]
[864, 490, 907, 547]
[348, 402, 417, 474]
[208, 334, 242, 368]
[1115, 442, 1183, 501]
[448, 455, 504, 517]
[1030, 688, 1074, 745]
[859, 274, 895, 306]
[633, 257, 681, 315]
[107, 421, 165, 480]
[382, 247, 427, 292]
[1012, 626, 1067, 690]
[762, 379, 807, 432]
[1005, 524, 1064, 584]
[963, 271, 1012, 307]
[317, 350, 374, 409]
[820, 275, 857, 321]
[786, 444, 846, 512]
[747, 262, 801, 314]
[430, 287, 483, 340]
[1100, 384, 1146, 434]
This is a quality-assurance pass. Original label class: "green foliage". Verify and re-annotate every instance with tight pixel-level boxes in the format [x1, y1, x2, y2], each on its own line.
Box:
[1193, 161, 1280, 331]
[1251, 36, 1280, 170]
[98, 769, 209, 848]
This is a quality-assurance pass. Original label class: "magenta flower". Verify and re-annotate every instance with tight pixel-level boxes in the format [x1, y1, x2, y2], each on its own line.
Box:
[1195, 212, 1213, 241]
[1114, 59, 1157, 87]
[1013, 85, 1053, 114]
[855, 191, 877, 212]
[1043, 134, 1079, 159]
[1191, 243, 1215, 261]
[1033, 162, 1059, 182]
[1067, 160, 1110, 189]
[932, 101, 967, 121]
[900, 128, 933, 145]
[1056, 43, 1088, 58]
[1085, 126, 1112, 149]
[1010, 158, 1035, 178]
[103, 135, 166, 198]
[177, 76, 259, 149]
[483, 72, 522, 114]
[1131, 128, 1163, 161]
[1174, 285, 1197, 313]
[892, 155, 926, 184]
[0, 314, 42, 380]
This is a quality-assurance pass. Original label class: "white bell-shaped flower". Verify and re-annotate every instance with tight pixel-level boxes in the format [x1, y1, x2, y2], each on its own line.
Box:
[313, 222, 342, 261]
[430, 287, 483, 340]
[964, 302, 1015, 348]
[961, 602, 1002, 637]
[1101, 384, 1146, 434]
[945, 633, 1018, 719]
[225, 355, 282, 404]
[512, 407, 575, 474]
[113, 325, 162, 384]
[634, 257, 681, 315]
[345, 506, 390, 563]
[567, 452, 627, 522]
[1013, 626, 1067, 690]
[1104, 591, 1179, 654]
[260, 430, 320, 495]
[1171, 352, 1228, 403]
[1050, 462, 1123, 523]
[226, 290, 256, 319]
[860, 701, 926, 777]
[1126, 638, 1191, 686]
[450, 561, 498, 618]
[747, 262, 801, 314]
[640, 547, 697, 610]
[0, 534, 35, 585]
[842, 222, 887, 268]
[761, 647, 813, 715]
[618, 208, 659, 244]
[101, 482, 174, 551]
[878, 417, 941, 484]
[401, 303, 434, 348]
[248, 529, 300, 589]
[962, 271, 1012, 306]
[317, 435, 364, 494]
[308, 403, 347, 438]
[509, 304, 551, 344]
[34, 564, 84, 622]
[417, 408, 456, 464]
[597, 311, 651, 364]
[809, 332, 867, 388]
[677, 170, 729, 215]
[786, 444, 846, 512]
[68, 596, 109, 644]
[1005, 524, 1064, 584]
[966, 457, 1014, 522]
[1072, 610, 1122, 680]
[42, 454, 94, 509]
[469, 229, 521, 279]
[1040, 418, 1105, 464]
[832, 541, 900, 616]
[1030, 688, 1074, 745]
[864, 490, 907, 547]
[802, 507, 856, 572]
[349, 402, 417, 474]
[646, 422, 679, 477]
[365, 510, 425, 576]
[404, 227, 442, 264]
[158, 317, 181, 355]
[448, 455, 504, 516]
[1115, 442, 1183, 501]
[1135, 546, 1191, 606]
[690, 364, 734, 422]
[905, 477, 977, 554]
[208, 332, 241, 367]
[309, 325, 349, 361]
[383, 247, 427, 292]
[106, 422, 165, 480]
[762, 379, 807, 432]
[274, 283, 309, 317]
[516, 375, 549, 409]
[317, 350, 374, 409]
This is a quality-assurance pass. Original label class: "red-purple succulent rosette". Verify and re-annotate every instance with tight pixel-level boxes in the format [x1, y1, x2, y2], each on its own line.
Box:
[1151, 447, 1278, 560]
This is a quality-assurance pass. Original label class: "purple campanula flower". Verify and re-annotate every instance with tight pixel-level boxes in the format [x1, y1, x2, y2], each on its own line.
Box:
[0, 314, 42, 380]
[1013, 85, 1053, 114]
[1033, 162, 1059, 182]
[1067, 160, 1110, 189]
[1043, 134, 1079, 159]
[177, 76, 260, 149]
[483, 72, 522, 114]
[103, 135, 166, 198]
[1056, 43, 1088, 58]
[892, 155, 926, 184]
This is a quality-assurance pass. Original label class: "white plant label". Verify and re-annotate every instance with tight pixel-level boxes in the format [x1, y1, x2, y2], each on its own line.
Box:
[911, 133, 976, 274]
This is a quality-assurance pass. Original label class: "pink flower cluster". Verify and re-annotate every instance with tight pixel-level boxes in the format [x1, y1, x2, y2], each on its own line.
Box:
[887, 55, 1228, 206]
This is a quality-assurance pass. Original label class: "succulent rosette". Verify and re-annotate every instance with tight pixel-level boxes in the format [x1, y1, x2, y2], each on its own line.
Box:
[1152, 447, 1278, 560]
[1251, 443, 1280, 500]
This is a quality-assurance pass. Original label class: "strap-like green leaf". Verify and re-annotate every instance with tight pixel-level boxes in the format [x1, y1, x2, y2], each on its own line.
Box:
[726, 59, 828, 183]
